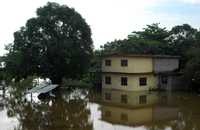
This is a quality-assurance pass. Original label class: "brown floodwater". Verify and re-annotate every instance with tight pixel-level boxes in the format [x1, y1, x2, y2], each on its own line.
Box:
[0, 88, 200, 130]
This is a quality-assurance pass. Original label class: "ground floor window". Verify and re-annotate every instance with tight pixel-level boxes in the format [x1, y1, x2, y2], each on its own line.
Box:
[161, 76, 168, 84]
[105, 93, 111, 100]
[139, 77, 147, 86]
[121, 94, 128, 103]
[105, 110, 111, 117]
[105, 59, 111, 66]
[139, 95, 147, 104]
[105, 76, 111, 84]
[121, 77, 128, 86]
[120, 113, 128, 122]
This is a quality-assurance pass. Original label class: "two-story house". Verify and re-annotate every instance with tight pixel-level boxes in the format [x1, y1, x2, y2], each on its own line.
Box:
[101, 54, 180, 91]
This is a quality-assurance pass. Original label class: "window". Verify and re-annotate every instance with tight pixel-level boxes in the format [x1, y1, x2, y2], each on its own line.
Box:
[105, 59, 111, 66]
[105, 76, 111, 84]
[139, 95, 147, 104]
[105, 111, 111, 117]
[121, 94, 128, 103]
[161, 76, 168, 84]
[139, 77, 147, 86]
[120, 113, 128, 122]
[105, 93, 111, 100]
[121, 77, 128, 86]
[121, 59, 128, 66]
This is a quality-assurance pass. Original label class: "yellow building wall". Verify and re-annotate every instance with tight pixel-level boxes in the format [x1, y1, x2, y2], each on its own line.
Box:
[102, 57, 153, 73]
[102, 74, 158, 91]
[102, 89, 159, 108]
[101, 105, 153, 126]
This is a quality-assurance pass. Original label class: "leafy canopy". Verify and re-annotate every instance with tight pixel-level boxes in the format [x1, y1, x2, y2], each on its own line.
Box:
[101, 23, 170, 55]
[101, 23, 200, 57]
[4, 2, 93, 83]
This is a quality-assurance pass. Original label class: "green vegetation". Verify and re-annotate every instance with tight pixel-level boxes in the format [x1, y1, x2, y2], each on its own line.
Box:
[3, 2, 93, 84]
[184, 48, 200, 91]
[101, 23, 199, 57]
[61, 78, 92, 90]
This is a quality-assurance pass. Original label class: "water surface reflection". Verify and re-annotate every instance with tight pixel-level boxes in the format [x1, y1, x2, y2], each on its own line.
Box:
[1, 88, 200, 130]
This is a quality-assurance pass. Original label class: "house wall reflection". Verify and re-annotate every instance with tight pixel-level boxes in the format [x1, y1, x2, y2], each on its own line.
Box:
[100, 88, 179, 126]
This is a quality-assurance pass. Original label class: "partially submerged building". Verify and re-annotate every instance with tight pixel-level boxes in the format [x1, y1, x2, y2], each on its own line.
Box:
[101, 54, 181, 91]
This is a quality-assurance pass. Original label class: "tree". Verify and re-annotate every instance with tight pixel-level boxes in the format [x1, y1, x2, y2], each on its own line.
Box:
[4, 2, 93, 83]
[168, 24, 199, 68]
[129, 23, 169, 42]
[184, 47, 200, 91]
[168, 24, 198, 56]
[101, 23, 170, 55]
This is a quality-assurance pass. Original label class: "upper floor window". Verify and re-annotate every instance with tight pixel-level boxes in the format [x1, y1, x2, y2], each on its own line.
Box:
[121, 77, 128, 86]
[105, 59, 111, 66]
[105, 76, 111, 84]
[139, 77, 147, 86]
[121, 59, 128, 67]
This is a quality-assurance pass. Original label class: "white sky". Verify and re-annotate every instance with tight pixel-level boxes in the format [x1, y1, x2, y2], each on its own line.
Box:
[0, 0, 200, 56]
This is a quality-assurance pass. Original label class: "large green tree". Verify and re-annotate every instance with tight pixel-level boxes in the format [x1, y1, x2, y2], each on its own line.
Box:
[168, 24, 198, 56]
[168, 24, 199, 68]
[4, 2, 93, 83]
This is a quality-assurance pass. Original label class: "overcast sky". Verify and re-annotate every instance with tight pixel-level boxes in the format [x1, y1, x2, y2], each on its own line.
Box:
[0, 0, 200, 56]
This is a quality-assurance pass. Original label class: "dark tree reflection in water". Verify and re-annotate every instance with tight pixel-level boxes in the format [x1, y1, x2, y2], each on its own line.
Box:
[5, 88, 92, 130]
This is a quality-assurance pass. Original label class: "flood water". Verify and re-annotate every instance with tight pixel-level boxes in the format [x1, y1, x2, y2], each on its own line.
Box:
[1, 87, 200, 130]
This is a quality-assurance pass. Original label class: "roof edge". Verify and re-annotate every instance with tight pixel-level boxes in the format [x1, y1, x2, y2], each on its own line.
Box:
[102, 53, 180, 59]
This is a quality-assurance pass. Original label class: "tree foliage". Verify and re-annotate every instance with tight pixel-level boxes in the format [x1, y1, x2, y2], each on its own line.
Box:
[130, 23, 169, 42]
[4, 2, 93, 83]
[101, 23, 170, 55]
[168, 24, 198, 56]
[184, 48, 200, 91]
